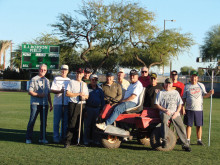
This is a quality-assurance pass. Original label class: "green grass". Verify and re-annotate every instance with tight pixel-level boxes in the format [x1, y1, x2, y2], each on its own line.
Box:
[0, 92, 220, 165]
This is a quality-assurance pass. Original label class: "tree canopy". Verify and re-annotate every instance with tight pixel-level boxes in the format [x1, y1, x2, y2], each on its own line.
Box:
[200, 25, 220, 62]
[51, 1, 194, 73]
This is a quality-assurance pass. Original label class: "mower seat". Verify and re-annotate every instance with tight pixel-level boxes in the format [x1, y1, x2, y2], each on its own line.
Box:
[125, 87, 146, 114]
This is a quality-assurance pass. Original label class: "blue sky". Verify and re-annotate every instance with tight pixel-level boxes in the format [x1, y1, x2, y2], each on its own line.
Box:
[0, 0, 219, 73]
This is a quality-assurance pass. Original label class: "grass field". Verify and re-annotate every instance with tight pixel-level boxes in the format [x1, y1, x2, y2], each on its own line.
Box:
[0, 92, 220, 165]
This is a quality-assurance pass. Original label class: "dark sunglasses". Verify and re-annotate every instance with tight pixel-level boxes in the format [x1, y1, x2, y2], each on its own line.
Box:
[172, 74, 177, 76]
[91, 79, 98, 81]
[141, 71, 148, 73]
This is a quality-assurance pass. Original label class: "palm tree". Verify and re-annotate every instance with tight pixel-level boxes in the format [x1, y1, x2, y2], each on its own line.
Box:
[0, 40, 12, 70]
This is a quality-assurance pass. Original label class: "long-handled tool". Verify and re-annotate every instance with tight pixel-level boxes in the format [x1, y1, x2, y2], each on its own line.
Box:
[77, 82, 83, 146]
[42, 78, 46, 144]
[61, 86, 65, 141]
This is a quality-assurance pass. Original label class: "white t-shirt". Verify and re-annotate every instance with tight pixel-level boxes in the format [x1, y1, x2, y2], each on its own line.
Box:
[66, 80, 89, 104]
[155, 89, 183, 115]
[182, 82, 207, 111]
[124, 80, 143, 104]
[51, 76, 70, 105]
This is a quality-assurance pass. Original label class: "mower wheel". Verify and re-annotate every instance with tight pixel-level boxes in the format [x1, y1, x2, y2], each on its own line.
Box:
[101, 135, 121, 149]
[150, 127, 176, 151]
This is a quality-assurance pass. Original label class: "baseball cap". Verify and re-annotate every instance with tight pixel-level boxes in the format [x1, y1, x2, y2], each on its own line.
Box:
[130, 69, 138, 76]
[117, 68, 124, 73]
[84, 67, 92, 73]
[90, 74, 98, 80]
[171, 70, 178, 75]
[165, 78, 173, 84]
[61, 65, 69, 70]
[76, 68, 84, 73]
[190, 71, 198, 76]
[151, 73, 157, 78]
[106, 72, 114, 77]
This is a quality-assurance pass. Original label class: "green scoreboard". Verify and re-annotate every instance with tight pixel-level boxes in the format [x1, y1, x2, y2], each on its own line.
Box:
[21, 44, 60, 69]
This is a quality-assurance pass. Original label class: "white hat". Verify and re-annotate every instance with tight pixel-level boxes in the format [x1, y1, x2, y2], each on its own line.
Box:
[61, 65, 69, 70]
[117, 68, 124, 73]
[90, 74, 98, 79]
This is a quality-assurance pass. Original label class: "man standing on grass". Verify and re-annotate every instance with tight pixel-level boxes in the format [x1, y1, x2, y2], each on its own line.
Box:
[26, 64, 53, 144]
[155, 78, 191, 152]
[51, 65, 70, 143]
[83, 74, 105, 146]
[64, 68, 89, 148]
[183, 71, 214, 146]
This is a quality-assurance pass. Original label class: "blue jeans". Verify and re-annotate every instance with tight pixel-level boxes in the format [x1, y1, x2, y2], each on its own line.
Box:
[53, 105, 68, 142]
[83, 106, 100, 144]
[26, 105, 48, 140]
[106, 101, 136, 125]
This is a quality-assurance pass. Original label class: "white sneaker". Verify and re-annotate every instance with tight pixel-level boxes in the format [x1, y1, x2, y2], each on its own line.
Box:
[39, 139, 48, 144]
[96, 122, 107, 131]
[26, 139, 32, 144]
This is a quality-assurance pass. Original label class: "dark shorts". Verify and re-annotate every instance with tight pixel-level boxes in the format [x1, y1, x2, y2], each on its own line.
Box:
[184, 110, 203, 127]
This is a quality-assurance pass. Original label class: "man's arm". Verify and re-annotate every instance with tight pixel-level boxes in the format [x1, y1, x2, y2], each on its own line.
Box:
[121, 94, 136, 102]
[66, 91, 88, 100]
[154, 104, 171, 116]
[48, 93, 53, 111]
[28, 91, 44, 98]
[203, 89, 214, 98]
[115, 84, 122, 101]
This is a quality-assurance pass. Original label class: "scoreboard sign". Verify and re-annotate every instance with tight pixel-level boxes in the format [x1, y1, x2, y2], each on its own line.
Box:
[21, 44, 60, 69]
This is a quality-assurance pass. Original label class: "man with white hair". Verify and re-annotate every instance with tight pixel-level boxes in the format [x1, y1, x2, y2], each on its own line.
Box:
[51, 65, 70, 143]
[26, 64, 53, 144]
[138, 66, 151, 87]
[117, 68, 130, 98]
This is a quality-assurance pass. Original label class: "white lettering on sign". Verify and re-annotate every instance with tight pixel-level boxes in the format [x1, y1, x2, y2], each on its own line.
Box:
[22, 52, 31, 56]
[50, 65, 55, 68]
[0, 81, 21, 90]
[36, 53, 46, 57]
[23, 64, 29, 67]
[48, 53, 59, 57]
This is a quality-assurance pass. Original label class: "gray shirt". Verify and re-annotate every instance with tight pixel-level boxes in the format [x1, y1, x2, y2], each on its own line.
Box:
[182, 82, 207, 111]
[29, 75, 50, 105]
[155, 89, 183, 115]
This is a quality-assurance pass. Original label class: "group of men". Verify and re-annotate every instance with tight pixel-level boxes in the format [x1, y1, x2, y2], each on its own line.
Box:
[25, 64, 214, 152]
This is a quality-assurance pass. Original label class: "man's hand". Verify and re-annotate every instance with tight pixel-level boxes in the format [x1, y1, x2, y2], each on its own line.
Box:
[172, 112, 179, 119]
[38, 93, 45, 98]
[165, 109, 171, 116]
[49, 105, 53, 112]
[209, 89, 214, 95]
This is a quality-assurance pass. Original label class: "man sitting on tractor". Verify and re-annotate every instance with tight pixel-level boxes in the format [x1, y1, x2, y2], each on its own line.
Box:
[96, 69, 143, 130]
[154, 78, 191, 152]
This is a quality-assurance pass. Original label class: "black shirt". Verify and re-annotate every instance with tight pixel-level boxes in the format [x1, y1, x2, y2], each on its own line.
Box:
[143, 84, 163, 108]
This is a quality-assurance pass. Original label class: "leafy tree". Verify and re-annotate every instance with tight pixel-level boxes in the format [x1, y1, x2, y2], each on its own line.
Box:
[180, 66, 196, 75]
[51, 1, 194, 72]
[200, 25, 220, 62]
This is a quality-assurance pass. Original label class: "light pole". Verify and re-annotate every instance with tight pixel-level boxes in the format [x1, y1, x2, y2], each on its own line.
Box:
[164, 19, 176, 74]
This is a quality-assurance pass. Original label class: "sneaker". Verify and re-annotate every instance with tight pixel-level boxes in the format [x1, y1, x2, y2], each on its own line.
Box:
[162, 139, 167, 148]
[182, 145, 192, 152]
[123, 137, 128, 141]
[96, 122, 107, 131]
[187, 139, 190, 145]
[39, 139, 48, 144]
[26, 139, 32, 144]
[197, 140, 204, 146]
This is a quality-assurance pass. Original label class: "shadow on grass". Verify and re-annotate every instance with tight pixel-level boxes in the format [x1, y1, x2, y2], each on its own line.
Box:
[0, 128, 53, 144]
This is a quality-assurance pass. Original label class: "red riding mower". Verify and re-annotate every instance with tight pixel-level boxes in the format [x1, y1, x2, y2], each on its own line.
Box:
[96, 88, 176, 151]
